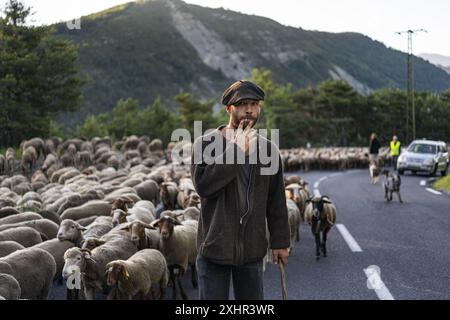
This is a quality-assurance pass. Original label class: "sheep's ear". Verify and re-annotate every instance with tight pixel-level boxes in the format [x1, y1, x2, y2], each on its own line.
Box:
[142, 223, 156, 230]
[118, 223, 131, 231]
[149, 219, 160, 228]
[322, 200, 332, 204]
[122, 264, 130, 280]
[94, 239, 106, 246]
[76, 224, 87, 231]
[170, 217, 182, 226]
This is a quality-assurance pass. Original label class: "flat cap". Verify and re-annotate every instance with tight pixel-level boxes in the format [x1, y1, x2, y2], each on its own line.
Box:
[221, 80, 265, 106]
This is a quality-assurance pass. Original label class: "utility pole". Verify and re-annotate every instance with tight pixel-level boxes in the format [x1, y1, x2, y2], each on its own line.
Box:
[395, 29, 427, 142]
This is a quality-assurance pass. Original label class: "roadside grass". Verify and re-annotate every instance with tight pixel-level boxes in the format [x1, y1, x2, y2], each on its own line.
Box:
[434, 175, 450, 194]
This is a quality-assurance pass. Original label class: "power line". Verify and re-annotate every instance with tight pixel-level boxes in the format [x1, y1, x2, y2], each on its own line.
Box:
[395, 29, 427, 142]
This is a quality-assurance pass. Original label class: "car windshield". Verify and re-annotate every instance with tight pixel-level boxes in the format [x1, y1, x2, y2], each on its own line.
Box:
[408, 143, 437, 154]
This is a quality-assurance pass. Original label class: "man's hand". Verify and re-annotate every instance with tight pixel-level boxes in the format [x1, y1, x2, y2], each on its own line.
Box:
[272, 248, 289, 266]
[232, 120, 257, 155]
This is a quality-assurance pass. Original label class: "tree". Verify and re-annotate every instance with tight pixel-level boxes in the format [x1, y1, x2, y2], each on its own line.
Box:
[175, 92, 217, 134]
[139, 97, 180, 145]
[75, 114, 110, 139]
[108, 98, 140, 139]
[0, 0, 84, 146]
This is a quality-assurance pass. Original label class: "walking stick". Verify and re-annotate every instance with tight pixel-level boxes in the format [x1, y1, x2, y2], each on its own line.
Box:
[277, 258, 288, 300]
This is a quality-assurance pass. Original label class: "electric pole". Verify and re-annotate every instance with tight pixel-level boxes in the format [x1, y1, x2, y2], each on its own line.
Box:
[395, 29, 427, 142]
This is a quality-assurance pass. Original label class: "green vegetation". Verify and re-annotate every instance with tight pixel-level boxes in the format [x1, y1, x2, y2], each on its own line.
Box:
[0, 0, 84, 147]
[434, 176, 450, 193]
[52, 0, 450, 129]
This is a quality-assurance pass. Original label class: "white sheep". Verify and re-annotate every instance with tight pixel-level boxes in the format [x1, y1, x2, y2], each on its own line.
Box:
[150, 216, 198, 300]
[0, 247, 56, 299]
[105, 249, 169, 300]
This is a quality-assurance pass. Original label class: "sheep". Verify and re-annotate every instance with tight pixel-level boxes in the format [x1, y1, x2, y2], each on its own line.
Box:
[286, 198, 301, 252]
[0, 273, 21, 300]
[0, 241, 25, 258]
[118, 221, 160, 250]
[160, 207, 200, 223]
[21, 138, 45, 159]
[56, 190, 103, 216]
[0, 247, 56, 299]
[160, 182, 179, 210]
[57, 219, 112, 247]
[0, 212, 43, 225]
[304, 196, 337, 260]
[5, 148, 15, 174]
[44, 139, 55, 156]
[21, 146, 37, 173]
[38, 209, 62, 225]
[33, 239, 75, 282]
[62, 236, 138, 300]
[285, 183, 309, 222]
[42, 153, 57, 172]
[0, 207, 19, 219]
[105, 249, 169, 300]
[150, 216, 198, 300]
[60, 200, 112, 221]
[0, 219, 59, 239]
[0, 226, 46, 247]
[133, 180, 159, 204]
[78, 151, 93, 169]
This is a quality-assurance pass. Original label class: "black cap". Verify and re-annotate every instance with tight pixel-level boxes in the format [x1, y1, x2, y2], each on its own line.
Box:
[221, 80, 265, 106]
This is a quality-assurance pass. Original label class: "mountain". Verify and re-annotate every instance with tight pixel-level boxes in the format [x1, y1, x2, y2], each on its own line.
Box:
[54, 0, 450, 126]
[419, 53, 450, 74]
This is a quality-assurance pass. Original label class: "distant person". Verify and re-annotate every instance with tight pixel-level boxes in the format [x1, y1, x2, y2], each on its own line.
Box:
[369, 133, 381, 162]
[388, 135, 401, 170]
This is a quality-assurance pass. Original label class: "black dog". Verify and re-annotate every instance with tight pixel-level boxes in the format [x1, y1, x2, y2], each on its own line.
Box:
[382, 169, 403, 203]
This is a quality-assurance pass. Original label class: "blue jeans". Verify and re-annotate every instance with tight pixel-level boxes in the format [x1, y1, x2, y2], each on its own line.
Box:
[196, 255, 264, 300]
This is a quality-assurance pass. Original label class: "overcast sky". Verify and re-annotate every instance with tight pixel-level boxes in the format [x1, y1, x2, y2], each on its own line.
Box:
[3, 0, 449, 57]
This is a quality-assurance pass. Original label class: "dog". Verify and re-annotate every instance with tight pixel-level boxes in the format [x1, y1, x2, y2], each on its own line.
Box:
[369, 160, 381, 184]
[382, 169, 403, 203]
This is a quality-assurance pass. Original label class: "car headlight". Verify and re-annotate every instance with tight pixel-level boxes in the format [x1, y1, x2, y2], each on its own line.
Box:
[398, 155, 405, 162]
[423, 158, 434, 165]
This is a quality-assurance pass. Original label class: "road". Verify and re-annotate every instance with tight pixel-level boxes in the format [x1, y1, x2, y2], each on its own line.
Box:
[50, 169, 450, 300]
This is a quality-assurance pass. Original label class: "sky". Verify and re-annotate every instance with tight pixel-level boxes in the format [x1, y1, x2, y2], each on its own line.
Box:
[2, 0, 449, 57]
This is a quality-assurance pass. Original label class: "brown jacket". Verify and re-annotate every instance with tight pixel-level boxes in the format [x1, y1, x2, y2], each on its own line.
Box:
[191, 125, 290, 266]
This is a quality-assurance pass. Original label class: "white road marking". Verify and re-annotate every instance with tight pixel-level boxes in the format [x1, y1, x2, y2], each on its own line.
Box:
[426, 188, 442, 195]
[313, 189, 321, 197]
[420, 180, 426, 186]
[318, 176, 329, 182]
[336, 224, 363, 252]
[329, 173, 343, 177]
[313, 182, 319, 189]
[364, 266, 395, 300]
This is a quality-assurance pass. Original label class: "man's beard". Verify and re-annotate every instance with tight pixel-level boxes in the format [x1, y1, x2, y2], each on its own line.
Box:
[232, 113, 258, 129]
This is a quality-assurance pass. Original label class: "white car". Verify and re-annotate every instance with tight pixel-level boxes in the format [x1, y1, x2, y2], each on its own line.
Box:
[397, 140, 449, 176]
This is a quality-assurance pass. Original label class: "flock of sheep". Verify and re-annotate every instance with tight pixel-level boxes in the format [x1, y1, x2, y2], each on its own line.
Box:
[0, 135, 341, 300]
[281, 147, 390, 172]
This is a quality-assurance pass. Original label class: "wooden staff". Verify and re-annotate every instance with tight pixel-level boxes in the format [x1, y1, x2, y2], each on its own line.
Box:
[277, 258, 288, 300]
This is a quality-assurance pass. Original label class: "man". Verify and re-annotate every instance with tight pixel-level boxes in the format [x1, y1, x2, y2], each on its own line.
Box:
[369, 133, 381, 162]
[388, 135, 401, 170]
[191, 80, 290, 300]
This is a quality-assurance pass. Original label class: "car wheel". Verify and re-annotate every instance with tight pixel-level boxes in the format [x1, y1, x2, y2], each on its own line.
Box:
[412, 170, 417, 175]
[398, 169, 404, 175]
[441, 164, 449, 177]
[430, 164, 438, 177]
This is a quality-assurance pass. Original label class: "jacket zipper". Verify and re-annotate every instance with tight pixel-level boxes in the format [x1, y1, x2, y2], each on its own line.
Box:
[240, 165, 254, 224]
[236, 164, 254, 265]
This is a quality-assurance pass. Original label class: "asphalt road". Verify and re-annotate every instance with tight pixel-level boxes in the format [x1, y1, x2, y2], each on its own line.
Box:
[50, 169, 450, 300]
